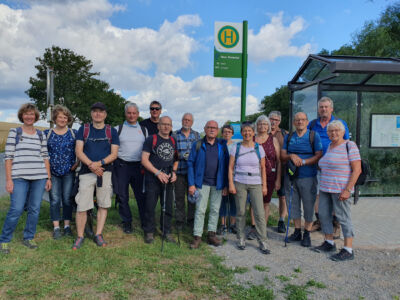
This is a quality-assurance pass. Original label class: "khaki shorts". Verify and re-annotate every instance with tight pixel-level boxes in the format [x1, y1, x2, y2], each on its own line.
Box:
[75, 172, 112, 212]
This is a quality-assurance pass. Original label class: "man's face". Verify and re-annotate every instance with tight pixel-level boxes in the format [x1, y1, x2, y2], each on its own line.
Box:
[293, 113, 308, 131]
[318, 101, 333, 119]
[125, 107, 139, 124]
[91, 108, 107, 123]
[204, 121, 218, 139]
[269, 115, 281, 130]
[158, 117, 172, 135]
[150, 104, 161, 119]
[182, 114, 193, 130]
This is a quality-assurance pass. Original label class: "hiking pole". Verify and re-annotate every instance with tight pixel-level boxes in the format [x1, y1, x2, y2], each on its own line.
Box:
[172, 183, 180, 247]
[284, 181, 294, 247]
[161, 182, 167, 253]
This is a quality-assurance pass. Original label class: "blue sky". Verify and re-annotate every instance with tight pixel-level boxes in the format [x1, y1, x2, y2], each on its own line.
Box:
[0, 0, 395, 131]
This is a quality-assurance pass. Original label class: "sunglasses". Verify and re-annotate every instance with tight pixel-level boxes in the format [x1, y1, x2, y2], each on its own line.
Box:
[150, 107, 161, 111]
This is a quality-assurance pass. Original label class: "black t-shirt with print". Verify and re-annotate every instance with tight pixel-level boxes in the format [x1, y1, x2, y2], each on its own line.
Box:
[142, 134, 177, 173]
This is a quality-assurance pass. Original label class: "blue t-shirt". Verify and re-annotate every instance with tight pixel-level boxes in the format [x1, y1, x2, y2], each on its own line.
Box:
[76, 124, 120, 173]
[283, 130, 322, 178]
[308, 115, 349, 155]
[44, 128, 77, 177]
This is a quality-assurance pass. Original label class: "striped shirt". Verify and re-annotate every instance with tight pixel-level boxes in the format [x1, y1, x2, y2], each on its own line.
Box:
[318, 141, 360, 193]
[5, 128, 49, 180]
[172, 128, 200, 175]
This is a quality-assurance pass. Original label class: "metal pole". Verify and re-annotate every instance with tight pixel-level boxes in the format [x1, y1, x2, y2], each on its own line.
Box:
[47, 67, 55, 128]
[240, 20, 248, 122]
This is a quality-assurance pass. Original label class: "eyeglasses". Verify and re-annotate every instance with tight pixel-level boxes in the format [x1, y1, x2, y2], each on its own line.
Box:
[160, 123, 172, 127]
[150, 107, 161, 111]
[206, 126, 218, 130]
[270, 118, 280, 122]
[294, 119, 307, 122]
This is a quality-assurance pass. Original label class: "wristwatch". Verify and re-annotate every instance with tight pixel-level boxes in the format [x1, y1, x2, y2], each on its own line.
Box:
[101, 159, 105, 166]
[302, 159, 306, 166]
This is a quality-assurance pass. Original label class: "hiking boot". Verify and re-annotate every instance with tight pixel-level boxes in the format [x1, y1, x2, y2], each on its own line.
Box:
[144, 233, 154, 244]
[259, 241, 271, 255]
[237, 238, 246, 250]
[122, 222, 133, 234]
[163, 233, 177, 244]
[287, 229, 302, 243]
[63, 226, 73, 237]
[247, 228, 257, 240]
[301, 230, 311, 247]
[53, 228, 62, 240]
[229, 224, 237, 234]
[207, 231, 221, 247]
[22, 239, 38, 249]
[93, 234, 107, 247]
[277, 220, 286, 233]
[330, 248, 354, 261]
[312, 241, 337, 253]
[72, 237, 85, 250]
[190, 236, 201, 249]
[217, 225, 227, 236]
[311, 219, 321, 232]
[333, 220, 341, 240]
[0, 243, 10, 255]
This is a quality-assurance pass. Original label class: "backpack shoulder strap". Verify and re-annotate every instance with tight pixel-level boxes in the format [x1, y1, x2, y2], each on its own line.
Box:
[169, 136, 176, 147]
[309, 130, 315, 154]
[15, 127, 23, 145]
[83, 123, 90, 143]
[254, 143, 261, 161]
[286, 132, 293, 152]
[195, 139, 202, 152]
[234, 142, 242, 166]
[309, 119, 317, 130]
[36, 129, 43, 144]
[152, 134, 157, 151]
[140, 125, 148, 138]
[69, 128, 75, 139]
[118, 124, 123, 136]
[46, 128, 54, 140]
[105, 124, 112, 144]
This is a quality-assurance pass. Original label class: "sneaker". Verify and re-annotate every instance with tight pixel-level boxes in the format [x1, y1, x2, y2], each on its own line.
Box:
[301, 230, 311, 247]
[122, 222, 133, 234]
[144, 233, 154, 244]
[72, 237, 85, 250]
[311, 219, 321, 232]
[22, 239, 38, 249]
[237, 238, 246, 250]
[63, 226, 73, 237]
[0, 243, 10, 254]
[217, 225, 227, 235]
[259, 241, 271, 255]
[330, 248, 354, 261]
[277, 220, 286, 233]
[163, 233, 177, 244]
[93, 234, 107, 247]
[312, 241, 337, 253]
[53, 228, 62, 240]
[229, 224, 237, 234]
[247, 228, 257, 240]
[287, 229, 302, 243]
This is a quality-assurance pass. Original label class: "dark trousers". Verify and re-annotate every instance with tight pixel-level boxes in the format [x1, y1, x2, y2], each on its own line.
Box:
[143, 175, 173, 234]
[113, 159, 146, 226]
[174, 174, 195, 225]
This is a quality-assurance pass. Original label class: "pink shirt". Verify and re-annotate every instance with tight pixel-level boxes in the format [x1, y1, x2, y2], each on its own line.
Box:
[230, 144, 266, 185]
[318, 141, 361, 193]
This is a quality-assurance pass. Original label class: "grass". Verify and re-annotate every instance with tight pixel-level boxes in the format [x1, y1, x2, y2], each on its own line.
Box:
[254, 265, 270, 272]
[275, 275, 291, 282]
[0, 194, 276, 299]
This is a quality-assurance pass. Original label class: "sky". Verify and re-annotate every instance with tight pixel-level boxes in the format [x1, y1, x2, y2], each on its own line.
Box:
[0, 0, 396, 131]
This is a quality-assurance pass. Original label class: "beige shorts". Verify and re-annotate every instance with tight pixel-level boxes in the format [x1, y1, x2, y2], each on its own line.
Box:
[75, 172, 112, 212]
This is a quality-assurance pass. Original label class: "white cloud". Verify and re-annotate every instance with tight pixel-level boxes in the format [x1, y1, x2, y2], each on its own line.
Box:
[248, 12, 311, 63]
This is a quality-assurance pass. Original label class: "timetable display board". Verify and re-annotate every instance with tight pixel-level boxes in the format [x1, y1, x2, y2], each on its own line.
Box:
[370, 114, 400, 148]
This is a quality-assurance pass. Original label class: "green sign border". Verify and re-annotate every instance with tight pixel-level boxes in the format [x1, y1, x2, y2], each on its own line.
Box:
[218, 25, 239, 49]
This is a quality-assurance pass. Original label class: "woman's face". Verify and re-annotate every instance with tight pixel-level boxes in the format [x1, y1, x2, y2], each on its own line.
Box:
[222, 128, 233, 141]
[22, 110, 36, 126]
[327, 126, 345, 143]
[55, 112, 69, 128]
[257, 120, 269, 134]
[241, 126, 254, 141]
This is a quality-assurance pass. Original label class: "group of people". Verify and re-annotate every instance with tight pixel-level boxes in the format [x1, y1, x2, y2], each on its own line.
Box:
[0, 96, 361, 262]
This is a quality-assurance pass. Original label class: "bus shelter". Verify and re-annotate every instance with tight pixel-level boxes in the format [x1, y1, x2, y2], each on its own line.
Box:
[288, 54, 400, 200]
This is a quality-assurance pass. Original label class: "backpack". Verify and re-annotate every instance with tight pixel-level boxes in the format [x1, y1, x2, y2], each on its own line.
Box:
[151, 134, 176, 153]
[117, 123, 148, 138]
[15, 127, 43, 145]
[234, 142, 262, 177]
[83, 123, 112, 144]
[286, 130, 315, 155]
[345, 142, 370, 186]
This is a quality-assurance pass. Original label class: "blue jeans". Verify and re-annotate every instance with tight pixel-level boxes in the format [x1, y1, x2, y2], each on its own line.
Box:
[49, 172, 74, 222]
[219, 194, 236, 217]
[0, 178, 46, 243]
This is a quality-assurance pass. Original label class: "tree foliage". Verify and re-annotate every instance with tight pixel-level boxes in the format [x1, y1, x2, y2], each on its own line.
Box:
[26, 46, 126, 126]
[258, 85, 290, 130]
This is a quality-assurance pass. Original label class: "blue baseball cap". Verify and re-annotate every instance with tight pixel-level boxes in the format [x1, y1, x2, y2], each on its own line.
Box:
[188, 189, 201, 204]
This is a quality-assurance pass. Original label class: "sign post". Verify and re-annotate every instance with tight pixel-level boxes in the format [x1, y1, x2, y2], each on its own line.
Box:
[214, 21, 248, 122]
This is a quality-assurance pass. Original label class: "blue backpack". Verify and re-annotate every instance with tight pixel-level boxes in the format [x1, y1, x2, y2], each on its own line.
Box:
[234, 142, 262, 177]
[15, 127, 43, 145]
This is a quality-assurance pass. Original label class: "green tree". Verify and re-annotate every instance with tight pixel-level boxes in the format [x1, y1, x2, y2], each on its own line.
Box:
[26, 46, 126, 126]
[259, 85, 290, 130]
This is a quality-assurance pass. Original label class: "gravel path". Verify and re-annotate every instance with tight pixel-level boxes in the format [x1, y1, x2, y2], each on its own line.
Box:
[213, 227, 400, 299]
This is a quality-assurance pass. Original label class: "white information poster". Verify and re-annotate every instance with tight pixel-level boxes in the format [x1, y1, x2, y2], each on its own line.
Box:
[370, 114, 400, 147]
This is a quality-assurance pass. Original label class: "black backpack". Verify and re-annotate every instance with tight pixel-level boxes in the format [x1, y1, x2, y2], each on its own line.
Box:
[346, 142, 369, 186]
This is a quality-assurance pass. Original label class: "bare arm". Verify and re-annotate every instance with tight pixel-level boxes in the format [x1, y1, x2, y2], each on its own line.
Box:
[228, 155, 236, 194]
[141, 151, 170, 184]
[260, 157, 267, 196]
[339, 160, 362, 201]
[304, 151, 323, 166]
[44, 159, 52, 191]
[5, 159, 13, 193]
[273, 137, 281, 190]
